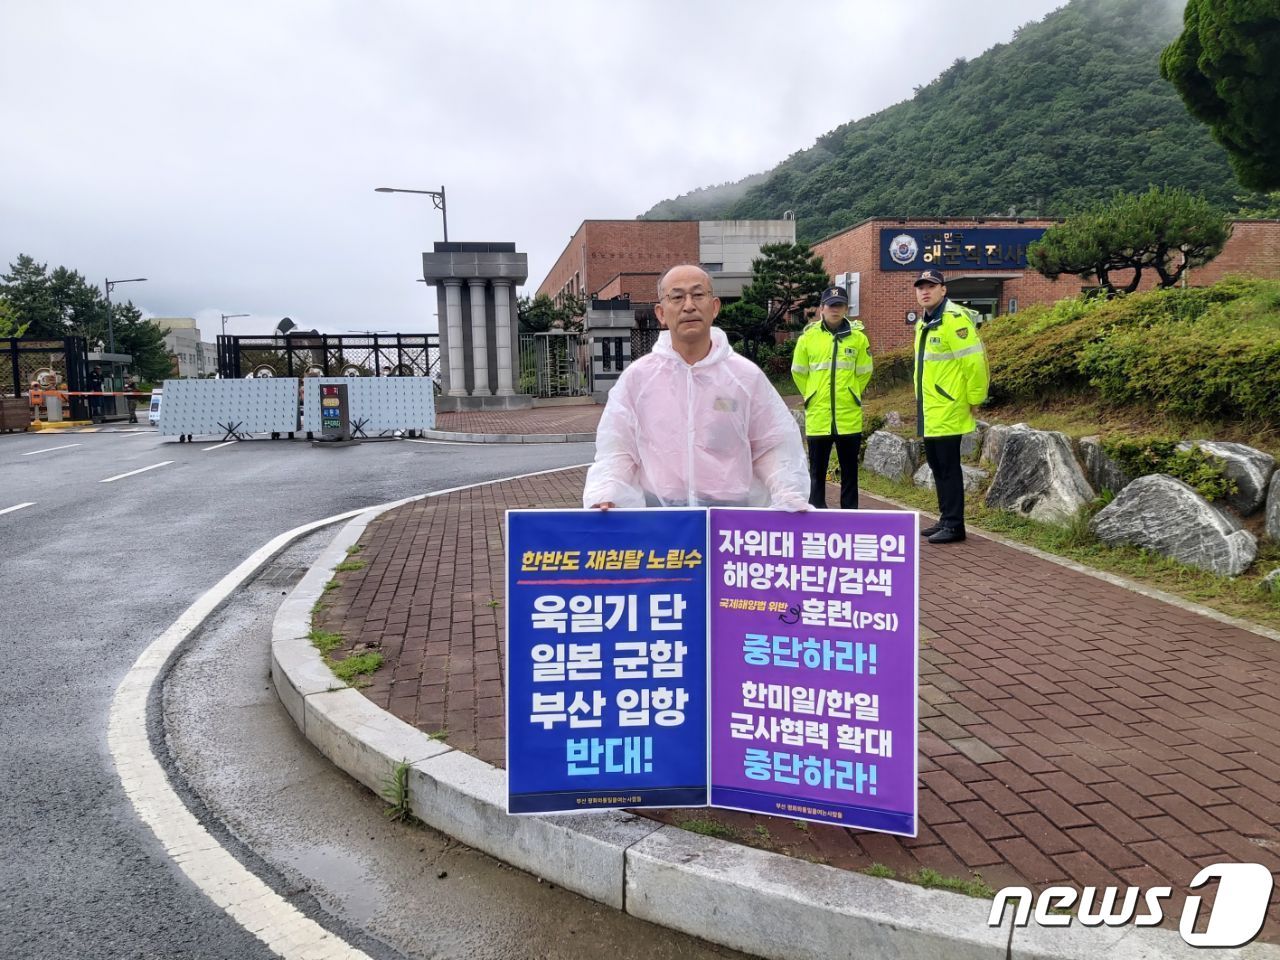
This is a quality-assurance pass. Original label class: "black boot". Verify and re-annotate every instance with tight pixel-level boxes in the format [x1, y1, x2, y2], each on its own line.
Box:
[927, 526, 966, 544]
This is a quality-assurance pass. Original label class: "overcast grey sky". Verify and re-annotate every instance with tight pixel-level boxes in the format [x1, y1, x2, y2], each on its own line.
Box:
[1, 0, 1065, 337]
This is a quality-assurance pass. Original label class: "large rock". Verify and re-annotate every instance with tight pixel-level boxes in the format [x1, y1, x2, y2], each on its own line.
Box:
[984, 428, 1095, 524]
[960, 421, 989, 460]
[1178, 440, 1276, 516]
[979, 423, 1029, 468]
[1090, 475, 1258, 577]
[1262, 569, 1280, 593]
[1268, 472, 1280, 542]
[862, 430, 922, 483]
[1079, 436, 1131, 494]
[913, 462, 989, 493]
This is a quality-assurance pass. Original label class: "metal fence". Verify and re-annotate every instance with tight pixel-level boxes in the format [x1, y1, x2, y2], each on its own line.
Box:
[1, 336, 90, 418]
[630, 327, 661, 361]
[517, 332, 593, 397]
[216, 333, 440, 385]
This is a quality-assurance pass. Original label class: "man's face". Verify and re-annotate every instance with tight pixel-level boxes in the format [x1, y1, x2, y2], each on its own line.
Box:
[821, 301, 848, 327]
[915, 282, 945, 311]
[655, 266, 719, 348]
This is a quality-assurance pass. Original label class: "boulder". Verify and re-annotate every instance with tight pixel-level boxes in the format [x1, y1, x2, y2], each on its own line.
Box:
[984, 428, 1095, 524]
[1177, 440, 1276, 516]
[1079, 436, 1131, 494]
[1268, 472, 1280, 542]
[913, 462, 989, 493]
[884, 410, 904, 429]
[862, 430, 922, 483]
[1262, 569, 1280, 594]
[960, 421, 989, 460]
[980, 423, 1029, 468]
[1090, 475, 1258, 577]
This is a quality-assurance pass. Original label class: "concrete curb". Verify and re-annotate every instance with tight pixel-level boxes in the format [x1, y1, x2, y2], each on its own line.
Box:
[419, 429, 595, 444]
[270, 483, 1280, 960]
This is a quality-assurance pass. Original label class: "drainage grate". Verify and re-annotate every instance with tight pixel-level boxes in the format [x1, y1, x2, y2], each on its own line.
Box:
[254, 563, 309, 588]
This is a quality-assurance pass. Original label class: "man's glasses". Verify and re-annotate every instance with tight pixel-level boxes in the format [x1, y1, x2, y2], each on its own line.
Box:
[663, 289, 711, 306]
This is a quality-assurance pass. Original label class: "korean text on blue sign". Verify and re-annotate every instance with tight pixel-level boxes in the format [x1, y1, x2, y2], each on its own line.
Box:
[709, 509, 919, 835]
[880, 226, 1046, 272]
[506, 509, 708, 814]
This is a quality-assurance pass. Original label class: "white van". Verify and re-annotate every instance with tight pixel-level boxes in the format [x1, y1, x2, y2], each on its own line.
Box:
[148, 389, 162, 426]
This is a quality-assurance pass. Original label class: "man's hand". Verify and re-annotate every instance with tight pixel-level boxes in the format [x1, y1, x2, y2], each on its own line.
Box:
[591, 502, 616, 511]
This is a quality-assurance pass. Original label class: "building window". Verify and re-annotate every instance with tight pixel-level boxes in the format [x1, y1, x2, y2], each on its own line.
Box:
[702, 262, 724, 272]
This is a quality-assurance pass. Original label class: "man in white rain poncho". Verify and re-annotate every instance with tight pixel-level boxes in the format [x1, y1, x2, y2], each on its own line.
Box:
[583, 264, 810, 511]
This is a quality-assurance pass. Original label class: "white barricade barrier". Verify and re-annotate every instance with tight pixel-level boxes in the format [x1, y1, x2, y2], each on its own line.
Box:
[300, 377, 435, 436]
[158, 378, 300, 439]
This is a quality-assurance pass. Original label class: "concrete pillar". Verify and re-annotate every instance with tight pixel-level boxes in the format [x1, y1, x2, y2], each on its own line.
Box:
[444, 279, 466, 397]
[468, 279, 490, 396]
[492, 279, 515, 396]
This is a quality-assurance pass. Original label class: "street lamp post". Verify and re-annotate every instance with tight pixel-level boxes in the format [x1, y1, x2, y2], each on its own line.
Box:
[374, 185, 448, 241]
[220, 312, 250, 338]
[104, 277, 147, 354]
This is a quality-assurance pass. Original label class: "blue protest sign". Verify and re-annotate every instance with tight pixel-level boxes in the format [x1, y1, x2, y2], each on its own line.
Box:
[506, 509, 708, 814]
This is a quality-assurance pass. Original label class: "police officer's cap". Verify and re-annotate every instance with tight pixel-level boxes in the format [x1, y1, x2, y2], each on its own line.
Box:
[820, 285, 849, 305]
[913, 269, 946, 287]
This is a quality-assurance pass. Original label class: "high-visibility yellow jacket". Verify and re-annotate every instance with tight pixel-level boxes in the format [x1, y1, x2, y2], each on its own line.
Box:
[913, 300, 989, 437]
[791, 318, 873, 436]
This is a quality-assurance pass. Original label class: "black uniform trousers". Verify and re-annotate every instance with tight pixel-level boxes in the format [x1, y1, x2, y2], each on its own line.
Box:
[923, 434, 965, 530]
[807, 433, 862, 510]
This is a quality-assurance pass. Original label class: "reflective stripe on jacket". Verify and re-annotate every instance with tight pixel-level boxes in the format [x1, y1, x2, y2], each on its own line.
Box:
[913, 300, 989, 438]
[791, 318, 873, 436]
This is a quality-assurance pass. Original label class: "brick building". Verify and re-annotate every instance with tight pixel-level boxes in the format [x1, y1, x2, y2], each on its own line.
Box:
[536, 219, 796, 323]
[813, 217, 1280, 354]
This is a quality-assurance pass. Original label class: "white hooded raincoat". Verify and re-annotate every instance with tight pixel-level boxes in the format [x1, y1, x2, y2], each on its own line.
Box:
[582, 328, 809, 509]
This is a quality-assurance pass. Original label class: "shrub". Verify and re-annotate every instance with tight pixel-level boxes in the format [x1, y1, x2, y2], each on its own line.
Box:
[1100, 436, 1238, 501]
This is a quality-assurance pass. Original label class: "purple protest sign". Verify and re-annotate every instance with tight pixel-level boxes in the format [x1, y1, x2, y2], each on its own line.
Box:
[708, 508, 918, 835]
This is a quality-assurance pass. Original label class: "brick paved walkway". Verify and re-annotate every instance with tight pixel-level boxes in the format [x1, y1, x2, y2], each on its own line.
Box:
[433, 404, 602, 436]
[315, 466, 1280, 940]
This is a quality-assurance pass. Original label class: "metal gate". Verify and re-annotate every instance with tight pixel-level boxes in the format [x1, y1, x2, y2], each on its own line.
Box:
[1, 336, 90, 420]
[517, 332, 593, 398]
[216, 333, 440, 385]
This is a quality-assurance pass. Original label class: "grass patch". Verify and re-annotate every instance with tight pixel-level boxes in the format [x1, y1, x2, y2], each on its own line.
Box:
[863, 863, 898, 879]
[330, 651, 383, 684]
[334, 559, 366, 572]
[859, 471, 1280, 630]
[428, 729, 450, 741]
[678, 818, 739, 840]
[345, 544, 362, 555]
[308, 628, 344, 656]
[323, 579, 339, 592]
[907, 867, 995, 899]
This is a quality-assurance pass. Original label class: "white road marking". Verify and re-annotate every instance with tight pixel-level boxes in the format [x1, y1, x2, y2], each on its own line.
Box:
[203, 441, 238, 452]
[107, 463, 589, 960]
[21, 443, 81, 456]
[99, 461, 174, 483]
[0, 502, 35, 516]
[404, 438, 478, 446]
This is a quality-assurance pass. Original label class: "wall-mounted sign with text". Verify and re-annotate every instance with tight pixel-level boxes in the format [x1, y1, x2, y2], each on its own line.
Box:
[880, 227, 1046, 272]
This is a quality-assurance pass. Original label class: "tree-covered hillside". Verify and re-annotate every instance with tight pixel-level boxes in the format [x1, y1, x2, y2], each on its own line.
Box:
[643, 0, 1265, 239]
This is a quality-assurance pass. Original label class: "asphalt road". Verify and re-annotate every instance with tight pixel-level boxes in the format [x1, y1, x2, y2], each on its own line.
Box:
[0, 427, 599, 959]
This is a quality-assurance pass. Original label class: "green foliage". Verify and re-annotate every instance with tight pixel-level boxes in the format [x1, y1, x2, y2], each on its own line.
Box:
[677, 818, 739, 840]
[0, 254, 171, 380]
[863, 863, 897, 879]
[983, 277, 1280, 426]
[330, 651, 383, 684]
[1026, 187, 1231, 294]
[1100, 437, 1239, 501]
[726, 242, 829, 359]
[517, 291, 586, 333]
[0, 297, 28, 338]
[1161, 0, 1280, 192]
[641, 0, 1256, 235]
[308, 628, 345, 656]
[907, 868, 996, 899]
[745, 339, 797, 379]
[868, 346, 913, 391]
[334, 559, 366, 572]
[380, 760, 418, 824]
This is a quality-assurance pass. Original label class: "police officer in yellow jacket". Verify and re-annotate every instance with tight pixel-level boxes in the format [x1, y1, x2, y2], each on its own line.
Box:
[912, 269, 989, 544]
[791, 285, 873, 509]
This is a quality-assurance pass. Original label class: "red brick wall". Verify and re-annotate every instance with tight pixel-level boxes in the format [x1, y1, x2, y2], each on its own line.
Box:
[814, 217, 1280, 355]
[536, 221, 699, 301]
[596, 272, 662, 303]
